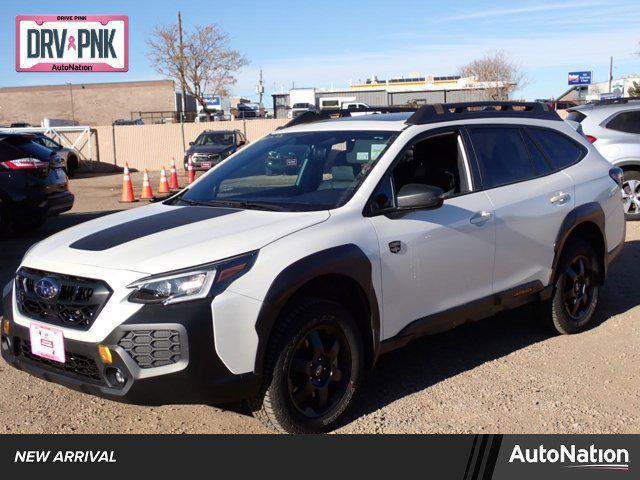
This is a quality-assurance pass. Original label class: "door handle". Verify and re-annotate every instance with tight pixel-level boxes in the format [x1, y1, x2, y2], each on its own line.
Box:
[549, 192, 571, 205]
[470, 210, 493, 226]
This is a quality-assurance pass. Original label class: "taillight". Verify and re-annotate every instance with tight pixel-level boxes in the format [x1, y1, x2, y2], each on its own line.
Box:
[609, 167, 624, 188]
[586, 135, 597, 143]
[0, 158, 49, 170]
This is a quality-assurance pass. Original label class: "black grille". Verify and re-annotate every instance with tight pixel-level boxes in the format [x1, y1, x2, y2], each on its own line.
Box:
[192, 153, 220, 162]
[15, 338, 104, 384]
[15, 268, 112, 331]
[118, 330, 181, 368]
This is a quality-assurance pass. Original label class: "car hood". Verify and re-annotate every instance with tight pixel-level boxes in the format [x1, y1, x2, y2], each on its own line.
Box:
[186, 145, 234, 155]
[24, 202, 330, 275]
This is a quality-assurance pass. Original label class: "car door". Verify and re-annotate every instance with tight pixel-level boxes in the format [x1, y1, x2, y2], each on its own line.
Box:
[367, 129, 496, 339]
[467, 125, 576, 295]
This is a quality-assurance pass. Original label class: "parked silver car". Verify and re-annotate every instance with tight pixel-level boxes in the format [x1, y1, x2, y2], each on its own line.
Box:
[568, 98, 640, 220]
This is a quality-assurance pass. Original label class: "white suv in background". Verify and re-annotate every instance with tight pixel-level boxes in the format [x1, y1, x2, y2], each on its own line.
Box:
[567, 98, 640, 220]
[1, 102, 626, 433]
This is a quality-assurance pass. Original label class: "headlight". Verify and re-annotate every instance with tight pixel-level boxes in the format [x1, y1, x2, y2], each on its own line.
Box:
[127, 251, 258, 305]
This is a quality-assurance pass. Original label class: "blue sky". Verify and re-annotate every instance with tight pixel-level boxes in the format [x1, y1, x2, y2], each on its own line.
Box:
[2, 0, 639, 101]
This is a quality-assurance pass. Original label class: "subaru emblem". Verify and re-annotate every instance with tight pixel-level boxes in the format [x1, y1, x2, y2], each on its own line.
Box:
[34, 277, 61, 300]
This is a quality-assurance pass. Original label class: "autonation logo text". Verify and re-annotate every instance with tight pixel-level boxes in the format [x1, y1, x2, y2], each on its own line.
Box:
[509, 444, 630, 471]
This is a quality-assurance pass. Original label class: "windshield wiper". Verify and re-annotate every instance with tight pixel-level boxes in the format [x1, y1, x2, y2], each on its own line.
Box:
[182, 199, 285, 211]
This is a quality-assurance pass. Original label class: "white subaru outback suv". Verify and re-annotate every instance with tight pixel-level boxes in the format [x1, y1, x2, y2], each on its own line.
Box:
[1, 102, 626, 433]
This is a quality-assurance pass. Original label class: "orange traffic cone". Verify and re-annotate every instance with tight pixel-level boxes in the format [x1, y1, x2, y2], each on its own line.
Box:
[169, 157, 179, 190]
[140, 169, 154, 200]
[158, 167, 169, 194]
[187, 157, 196, 185]
[119, 163, 137, 203]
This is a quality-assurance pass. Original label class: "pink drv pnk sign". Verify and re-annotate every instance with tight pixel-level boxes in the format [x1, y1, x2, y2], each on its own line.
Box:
[16, 15, 128, 72]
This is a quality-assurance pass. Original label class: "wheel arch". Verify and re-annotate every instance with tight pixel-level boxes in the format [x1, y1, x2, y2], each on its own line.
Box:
[551, 203, 607, 284]
[253, 244, 380, 375]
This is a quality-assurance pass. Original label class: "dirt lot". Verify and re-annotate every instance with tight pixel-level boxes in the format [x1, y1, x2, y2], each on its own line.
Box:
[1, 171, 639, 434]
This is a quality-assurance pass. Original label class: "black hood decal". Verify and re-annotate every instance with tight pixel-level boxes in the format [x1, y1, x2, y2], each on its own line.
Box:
[69, 206, 238, 251]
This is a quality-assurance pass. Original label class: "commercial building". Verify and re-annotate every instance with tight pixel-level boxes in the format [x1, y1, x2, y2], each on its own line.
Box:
[272, 74, 503, 118]
[0, 79, 195, 126]
[555, 75, 640, 108]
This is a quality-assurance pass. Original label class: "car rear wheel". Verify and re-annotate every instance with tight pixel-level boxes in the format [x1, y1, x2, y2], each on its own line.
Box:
[12, 214, 46, 233]
[622, 170, 640, 221]
[250, 298, 363, 434]
[0, 199, 8, 235]
[66, 156, 78, 177]
[542, 239, 600, 335]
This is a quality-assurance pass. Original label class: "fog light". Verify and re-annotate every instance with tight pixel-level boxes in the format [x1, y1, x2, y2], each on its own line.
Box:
[115, 370, 126, 385]
[98, 344, 112, 364]
[105, 367, 126, 387]
[2, 319, 9, 336]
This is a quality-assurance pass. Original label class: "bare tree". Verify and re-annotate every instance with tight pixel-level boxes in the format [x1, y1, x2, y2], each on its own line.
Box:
[459, 51, 527, 101]
[147, 22, 248, 119]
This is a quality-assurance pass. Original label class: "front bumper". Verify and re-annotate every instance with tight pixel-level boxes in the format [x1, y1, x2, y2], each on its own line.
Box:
[183, 157, 226, 171]
[1, 287, 261, 406]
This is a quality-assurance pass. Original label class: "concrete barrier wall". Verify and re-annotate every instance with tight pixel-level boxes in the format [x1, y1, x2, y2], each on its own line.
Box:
[80, 119, 289, 171]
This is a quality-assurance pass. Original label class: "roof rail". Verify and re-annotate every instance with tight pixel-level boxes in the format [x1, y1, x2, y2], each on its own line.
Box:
[589, 97, 640, 106]
[277, 106, 417, 129]
[406, 101, 561, 124]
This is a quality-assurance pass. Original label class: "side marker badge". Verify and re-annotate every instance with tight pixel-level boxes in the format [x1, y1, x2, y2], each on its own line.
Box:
[389, 241, 401, 254]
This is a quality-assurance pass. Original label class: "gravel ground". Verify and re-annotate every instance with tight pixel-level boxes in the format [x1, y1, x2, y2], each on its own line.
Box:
[1, 171, 638, 434]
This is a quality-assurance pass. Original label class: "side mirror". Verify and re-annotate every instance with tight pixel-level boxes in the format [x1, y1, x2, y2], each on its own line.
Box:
[396, 183, 445, 210]
[189, 141, 195, 146]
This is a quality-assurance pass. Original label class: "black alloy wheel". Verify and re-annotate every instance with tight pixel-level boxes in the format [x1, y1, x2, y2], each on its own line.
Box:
[562, 254, 597, 323]
[287, 324, 351, 418]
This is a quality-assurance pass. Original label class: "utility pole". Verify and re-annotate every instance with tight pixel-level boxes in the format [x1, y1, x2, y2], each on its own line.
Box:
[256, 68, 265, 106]
[609, 56, 613, 93]
[177, 11, 188, 121]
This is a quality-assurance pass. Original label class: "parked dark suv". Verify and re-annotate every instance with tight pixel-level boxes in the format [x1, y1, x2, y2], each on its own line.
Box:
[0, 133, 74, 233]
[184, 130, 248, 171]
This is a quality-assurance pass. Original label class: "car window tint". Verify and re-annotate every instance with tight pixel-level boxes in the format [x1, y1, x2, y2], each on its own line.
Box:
[528, 128, 584, 169]
[606, 111, 640, 134]
[0, 141, 22, 161]
[523, 133, 553, 175]
[469, 128, 534, 188]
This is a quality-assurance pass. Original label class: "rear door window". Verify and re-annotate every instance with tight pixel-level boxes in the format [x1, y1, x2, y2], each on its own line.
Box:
[605, 111, 640, 134]
[527, 128, 584, 170]
[468, 127, 535, 189]
[523, 134, 553, 176]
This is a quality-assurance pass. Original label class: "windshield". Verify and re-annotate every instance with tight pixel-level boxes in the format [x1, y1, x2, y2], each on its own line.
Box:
[177, 130, 397, 211]
[195, 132, 235, 146]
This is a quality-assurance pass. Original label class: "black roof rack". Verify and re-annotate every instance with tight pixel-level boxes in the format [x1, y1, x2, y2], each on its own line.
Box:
[277, 106, 417, 129]
[278, 102, 561, 129]
[406, 101, 561, 124]
[589, 97, 640, 106]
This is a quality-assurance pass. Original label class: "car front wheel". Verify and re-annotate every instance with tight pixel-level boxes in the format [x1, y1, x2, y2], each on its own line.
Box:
[250, 298, 363, 434]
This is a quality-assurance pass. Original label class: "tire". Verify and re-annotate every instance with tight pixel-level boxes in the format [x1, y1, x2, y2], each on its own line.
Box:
[66, 156, 77, 178]
[12, 214, 46, 233]
[622, 170, 640, 221]
[541, 239, 601, 335]
[0, 199, 8, 236]
[249, 298, 364, 434]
